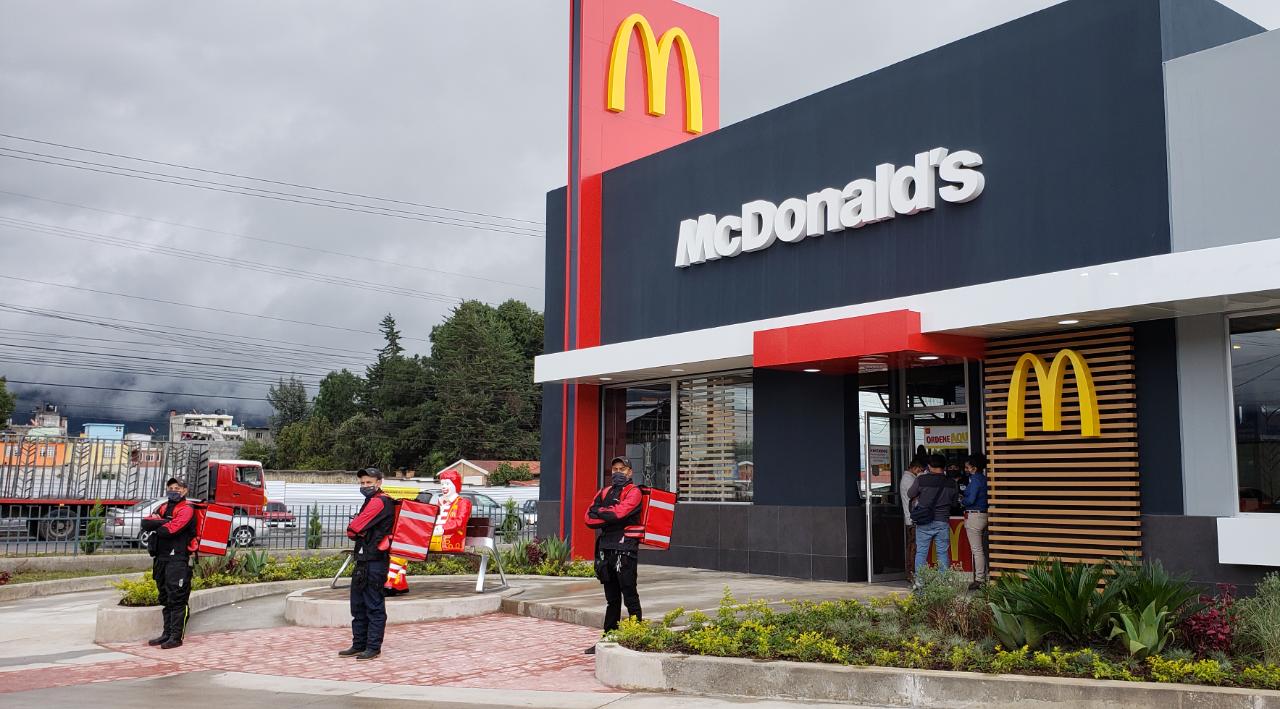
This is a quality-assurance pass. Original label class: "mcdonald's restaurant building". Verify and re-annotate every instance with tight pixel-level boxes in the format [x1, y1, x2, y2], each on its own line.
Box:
[536, 0, 1280, 587]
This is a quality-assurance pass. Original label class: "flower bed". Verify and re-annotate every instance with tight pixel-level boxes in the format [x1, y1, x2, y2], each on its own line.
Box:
[115, 536, 593, 606]
[607, 561, 1280, 692]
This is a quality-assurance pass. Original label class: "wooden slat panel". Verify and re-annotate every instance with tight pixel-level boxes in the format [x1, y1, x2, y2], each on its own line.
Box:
[985, 326, 1142, 574]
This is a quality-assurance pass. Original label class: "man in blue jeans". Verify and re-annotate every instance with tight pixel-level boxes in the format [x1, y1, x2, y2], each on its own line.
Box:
[908, 454, 959, 585]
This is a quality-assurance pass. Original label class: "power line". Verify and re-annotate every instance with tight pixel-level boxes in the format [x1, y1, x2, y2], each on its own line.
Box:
[0, 273, 430, 341]
[0, 132, 544, 226]
[0, 190, 543, 291]
[0, 342, 334, 378]
[0, 150, 544, 238]
[1, 378, 268, 401]
[0, 302, 379, 359]
[0, 217, 467, 305]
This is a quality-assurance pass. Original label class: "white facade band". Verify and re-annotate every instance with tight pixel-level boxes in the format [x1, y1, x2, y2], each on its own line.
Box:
[674, 147, 984, 268]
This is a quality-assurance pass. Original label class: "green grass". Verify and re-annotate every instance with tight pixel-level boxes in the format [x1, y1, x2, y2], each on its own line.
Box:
[4, 567, 141, 584]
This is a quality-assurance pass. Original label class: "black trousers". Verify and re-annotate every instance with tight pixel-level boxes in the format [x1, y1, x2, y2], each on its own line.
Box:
[153, 557, 192, 640]
[597, 549, 641, 632]
[350, 559, 389, 652]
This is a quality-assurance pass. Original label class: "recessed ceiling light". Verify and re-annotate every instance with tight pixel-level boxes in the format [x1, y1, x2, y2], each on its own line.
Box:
[803, 368, 821, 373]
[671, 368, 685, 373]
[1108, 272, 1120, 277]
[1232, 344, 1242, 350]
[1080, 272, 1090, 277]
[1058, 319, 1080, 325]
[919, 355, 940, 361]
[599, 377, 613, 381]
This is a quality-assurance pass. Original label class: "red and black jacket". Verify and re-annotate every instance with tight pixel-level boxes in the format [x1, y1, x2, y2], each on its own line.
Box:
[584, 482, 644, 552]
[347, 491, 395, 563]
[141, 498, 197, 559]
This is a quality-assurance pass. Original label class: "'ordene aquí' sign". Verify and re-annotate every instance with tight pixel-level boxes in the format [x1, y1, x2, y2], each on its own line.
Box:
[674, 147, 984, 268]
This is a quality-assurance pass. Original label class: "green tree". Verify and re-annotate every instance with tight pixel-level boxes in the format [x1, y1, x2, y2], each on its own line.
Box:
[267, 377, 310, 435]
[238, 439, 275, 469]
[378, 313, 403, 359]
[0, 377, 15, 425]
[331, 413, 393, 471]
[273, 417, 336, 470]
[429, 300, 537, 461]
[306, 504, 323, 549]
[313, 369, 363, 424]
[81, 500, 105, 555]
[495, 300, 543, 362]
[488, 462, 533, 487]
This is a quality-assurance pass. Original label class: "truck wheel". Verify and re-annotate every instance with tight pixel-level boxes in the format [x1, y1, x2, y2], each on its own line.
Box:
[231, 526, 256, 547]
[38, 509, 78, 542]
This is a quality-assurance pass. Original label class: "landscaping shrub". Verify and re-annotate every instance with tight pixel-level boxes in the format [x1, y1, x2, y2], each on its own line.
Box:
[1106, 555, 1202, 625]
[1181, 584, 1237, 657]
[80, 500, 105, 555]
[987, 558, 1120, 646]
[1236, 572, 1280, 664]
[1109, 601, 1174, 660]
[306, 504, 323, 550]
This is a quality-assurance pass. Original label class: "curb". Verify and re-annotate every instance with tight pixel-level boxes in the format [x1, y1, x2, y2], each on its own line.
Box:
[95, 578, 328, 643]
[0, 572, 145, 602]
[594, 643, 1280, 708]
[284, 583, 523, 627]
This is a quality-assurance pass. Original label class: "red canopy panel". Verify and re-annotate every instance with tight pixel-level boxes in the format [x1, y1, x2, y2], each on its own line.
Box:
[753, 309, 986, 373]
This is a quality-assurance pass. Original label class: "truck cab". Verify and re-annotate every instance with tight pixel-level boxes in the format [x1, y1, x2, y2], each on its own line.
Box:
[206, 459, 267, 515]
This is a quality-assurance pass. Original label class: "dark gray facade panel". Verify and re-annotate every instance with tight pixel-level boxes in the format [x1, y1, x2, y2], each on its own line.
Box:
[1158, 0, 1262, 61]
[1143, 515, 1270, 591]
[599, 0, 1180, 345]
[543, 187, 567, 355]
[1134, 320, 1185, 515]
[539, 382, 564, 503]
[754, 370, 860, 507]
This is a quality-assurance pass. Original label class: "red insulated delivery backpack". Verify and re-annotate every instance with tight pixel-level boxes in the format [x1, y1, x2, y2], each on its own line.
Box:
[636, 486, 677, 550]
[388, 498, 440, 561]
[189, 502, 234, 556]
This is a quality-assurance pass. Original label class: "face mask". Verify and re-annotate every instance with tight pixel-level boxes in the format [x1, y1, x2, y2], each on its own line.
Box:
[166, 491, 182, 502]
[360, 486, 377, 498]
[611, 472, 630, 486]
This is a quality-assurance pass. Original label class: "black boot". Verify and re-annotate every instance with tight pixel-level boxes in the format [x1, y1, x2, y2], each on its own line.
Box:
[159, 638, 183, 649]
[337, 646, 364, 657]
[355, 649, 380, 660]
[147, 636, 169, 647]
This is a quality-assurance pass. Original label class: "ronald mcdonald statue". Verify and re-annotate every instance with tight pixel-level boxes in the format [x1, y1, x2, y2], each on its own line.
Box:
[429, 469, 472, 553]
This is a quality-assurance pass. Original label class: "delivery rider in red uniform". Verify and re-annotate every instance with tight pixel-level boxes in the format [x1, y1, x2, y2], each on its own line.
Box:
[340, 467, 395, 660]
[140, 476, 197, 649]
[583, 456, 644, 654]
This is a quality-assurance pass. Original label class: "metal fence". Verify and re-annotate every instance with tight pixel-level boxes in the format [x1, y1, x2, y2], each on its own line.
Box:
[0, 500, 537, 557]
[0, 435, 208, 502]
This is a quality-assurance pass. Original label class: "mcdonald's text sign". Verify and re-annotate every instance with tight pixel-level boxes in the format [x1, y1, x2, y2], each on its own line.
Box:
[1005, 348, 1101, 440]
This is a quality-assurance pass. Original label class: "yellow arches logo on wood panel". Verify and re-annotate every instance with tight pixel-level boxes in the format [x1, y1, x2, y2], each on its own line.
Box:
[606, 13, 703, 134]
[1005, 348, 1100, 440]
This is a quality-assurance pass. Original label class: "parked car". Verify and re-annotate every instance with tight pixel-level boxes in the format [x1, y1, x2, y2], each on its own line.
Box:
[521, 499, 538, 527]
[260, 500, 297, 528]
[104, 498, 266, 548]
[458, 491, 523, 532]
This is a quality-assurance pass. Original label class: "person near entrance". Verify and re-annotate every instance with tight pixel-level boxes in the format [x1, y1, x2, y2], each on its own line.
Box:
[140, 476, 197, 649]
[583, 455, 644, 654]
[962, 453, 990, 590]
[340, 467, 395, 661]
[900, 457, 926, 583]
[908, 454, 959, 585]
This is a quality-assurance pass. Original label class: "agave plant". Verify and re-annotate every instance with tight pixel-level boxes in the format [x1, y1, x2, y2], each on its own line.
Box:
[989, 601, 1046, 650]
[988, 558, 1121, 646]
[1105, 554, 1202, 625]
[1109, 601, 1173, 659]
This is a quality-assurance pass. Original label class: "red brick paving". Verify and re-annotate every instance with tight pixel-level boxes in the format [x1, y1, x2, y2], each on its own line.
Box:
[0, 656, 183, 694]
[107, 613, 618, 693]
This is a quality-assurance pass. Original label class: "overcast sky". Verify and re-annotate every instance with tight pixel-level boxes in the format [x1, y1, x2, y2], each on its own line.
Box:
[1, 0, 1276, 431]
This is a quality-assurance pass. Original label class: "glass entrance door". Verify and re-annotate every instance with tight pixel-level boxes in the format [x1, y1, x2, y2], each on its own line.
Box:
[864, 412, 912, 582]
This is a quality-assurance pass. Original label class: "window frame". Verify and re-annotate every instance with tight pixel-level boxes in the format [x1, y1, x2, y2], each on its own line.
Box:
[601, 369, 754, 505]
[1225, 309, 1280, 517]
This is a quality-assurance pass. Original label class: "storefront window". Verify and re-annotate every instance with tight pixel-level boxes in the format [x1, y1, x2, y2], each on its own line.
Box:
[1231, 316, 1280, 513]
[678, 374, 753, 502]
[602, 384, 673, 491]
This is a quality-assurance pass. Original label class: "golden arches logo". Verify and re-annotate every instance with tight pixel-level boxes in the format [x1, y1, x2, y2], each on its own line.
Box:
[606, 13, 703, 134]
[1006, 348, 1101, 440]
